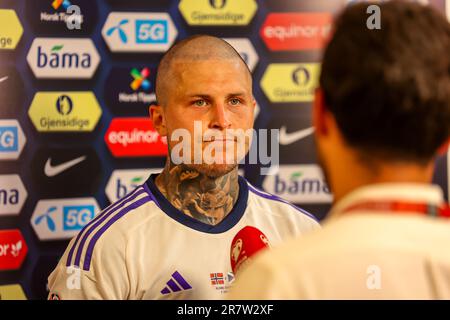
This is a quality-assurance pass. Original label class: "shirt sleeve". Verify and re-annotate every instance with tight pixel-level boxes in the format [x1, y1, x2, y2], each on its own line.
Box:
[47, 232, 130, 300]
[47, 264, 107, 300]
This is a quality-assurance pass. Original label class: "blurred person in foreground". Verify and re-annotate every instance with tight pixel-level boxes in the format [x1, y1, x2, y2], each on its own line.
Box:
[228, 1, 450, 299]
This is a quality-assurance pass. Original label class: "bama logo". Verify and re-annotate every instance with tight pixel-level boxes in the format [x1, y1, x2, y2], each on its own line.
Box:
[105, 168, 162, 203]
[0, 175, 27, 216]
[260, 63, 320, 103]
[31, 198, 99, 241]
[0, 229, 28, 271]
[102, 12, 177, 52]
[27, 38, 100, 79]
[261, 13, 332, 51]
[0, 119, 26, 160]
[179, 0, 257, 26]
[105, 118, 168, 158]
[262, 165, 333, 204]
[28, 92, 102, 132]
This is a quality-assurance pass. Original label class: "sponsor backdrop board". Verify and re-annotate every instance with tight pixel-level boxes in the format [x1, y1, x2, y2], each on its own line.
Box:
[0, 0, 448, 299]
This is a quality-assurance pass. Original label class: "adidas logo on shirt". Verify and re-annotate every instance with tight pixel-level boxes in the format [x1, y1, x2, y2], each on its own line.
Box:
[160, 271, 192, 295]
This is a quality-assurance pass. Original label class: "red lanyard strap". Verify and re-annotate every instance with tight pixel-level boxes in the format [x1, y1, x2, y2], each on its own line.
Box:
[342, 200, 450, 218]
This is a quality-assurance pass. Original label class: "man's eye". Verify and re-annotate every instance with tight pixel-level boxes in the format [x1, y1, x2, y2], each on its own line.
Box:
[230, 98, 241, 106]
[194, 100, 207, 107]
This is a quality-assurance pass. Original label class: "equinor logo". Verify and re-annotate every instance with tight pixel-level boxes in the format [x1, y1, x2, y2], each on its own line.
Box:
[27, 38, 100, 79]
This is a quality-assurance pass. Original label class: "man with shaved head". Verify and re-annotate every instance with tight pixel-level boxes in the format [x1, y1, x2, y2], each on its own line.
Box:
[47, 35, 319, 300]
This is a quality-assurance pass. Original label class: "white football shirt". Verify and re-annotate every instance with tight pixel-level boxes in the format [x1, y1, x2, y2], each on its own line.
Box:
[228, 183, 450, 299]
[48, 174, 320, 300]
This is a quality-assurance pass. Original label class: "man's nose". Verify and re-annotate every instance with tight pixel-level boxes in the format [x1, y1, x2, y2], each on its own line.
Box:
[209, 102, 232, 130]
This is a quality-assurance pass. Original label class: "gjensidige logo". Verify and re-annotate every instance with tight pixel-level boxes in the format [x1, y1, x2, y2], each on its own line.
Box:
[0, 284, 27, 300]
[0, 9, 23, 50]
[260, 63, 320, 103]
[102, 12, 177, 52]
[27, 38, 100, 79]
[263, 165, 333, 204]
[28, 91, 102, 132]
[178, 0, 257, 26]
[31, 198, 100, 241]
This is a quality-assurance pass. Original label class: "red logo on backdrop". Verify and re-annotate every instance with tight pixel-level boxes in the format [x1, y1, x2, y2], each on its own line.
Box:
[105, 117, 168, 157]
[261, 13, 333, 51]
[0, 230, 28, 271]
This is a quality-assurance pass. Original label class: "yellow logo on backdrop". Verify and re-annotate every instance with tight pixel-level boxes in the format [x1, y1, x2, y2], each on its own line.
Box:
[28, 92, 102, 132]
[0, 10, 23, 50]
[260, 63, 321, 103]
[0, 284, 27, 300]
[179, 0, 257, 26]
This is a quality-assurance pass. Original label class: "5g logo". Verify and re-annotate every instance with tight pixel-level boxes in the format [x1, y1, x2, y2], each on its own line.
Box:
[0, 120, 26, 160]
[0, 127, 18, 152]
[66, 5, 82, 30]
[136, 20, 168, 44]
[63, 205, 95, 231]
[102, 12, 177, 52]
[31, 198, 99, 240]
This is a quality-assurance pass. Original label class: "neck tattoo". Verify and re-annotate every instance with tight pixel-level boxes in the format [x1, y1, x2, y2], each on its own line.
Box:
[155, 164, 239, 225]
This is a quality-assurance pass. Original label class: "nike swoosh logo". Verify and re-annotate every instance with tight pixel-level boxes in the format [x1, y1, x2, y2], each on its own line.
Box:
[44, 156, 87, 177]
[279, 126, 315, 145]
[0, 76, 8, 83]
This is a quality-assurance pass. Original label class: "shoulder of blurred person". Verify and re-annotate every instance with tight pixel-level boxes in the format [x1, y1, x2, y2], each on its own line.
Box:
[228, 195, 450, 299]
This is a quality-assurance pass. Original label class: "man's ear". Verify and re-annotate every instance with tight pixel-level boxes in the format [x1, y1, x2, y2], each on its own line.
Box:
[149, 104, 168, 137]
[313, 88, 329, 137]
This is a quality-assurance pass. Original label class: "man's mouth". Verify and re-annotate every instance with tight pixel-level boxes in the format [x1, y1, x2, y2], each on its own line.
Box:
[203, 137, 236, 143]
